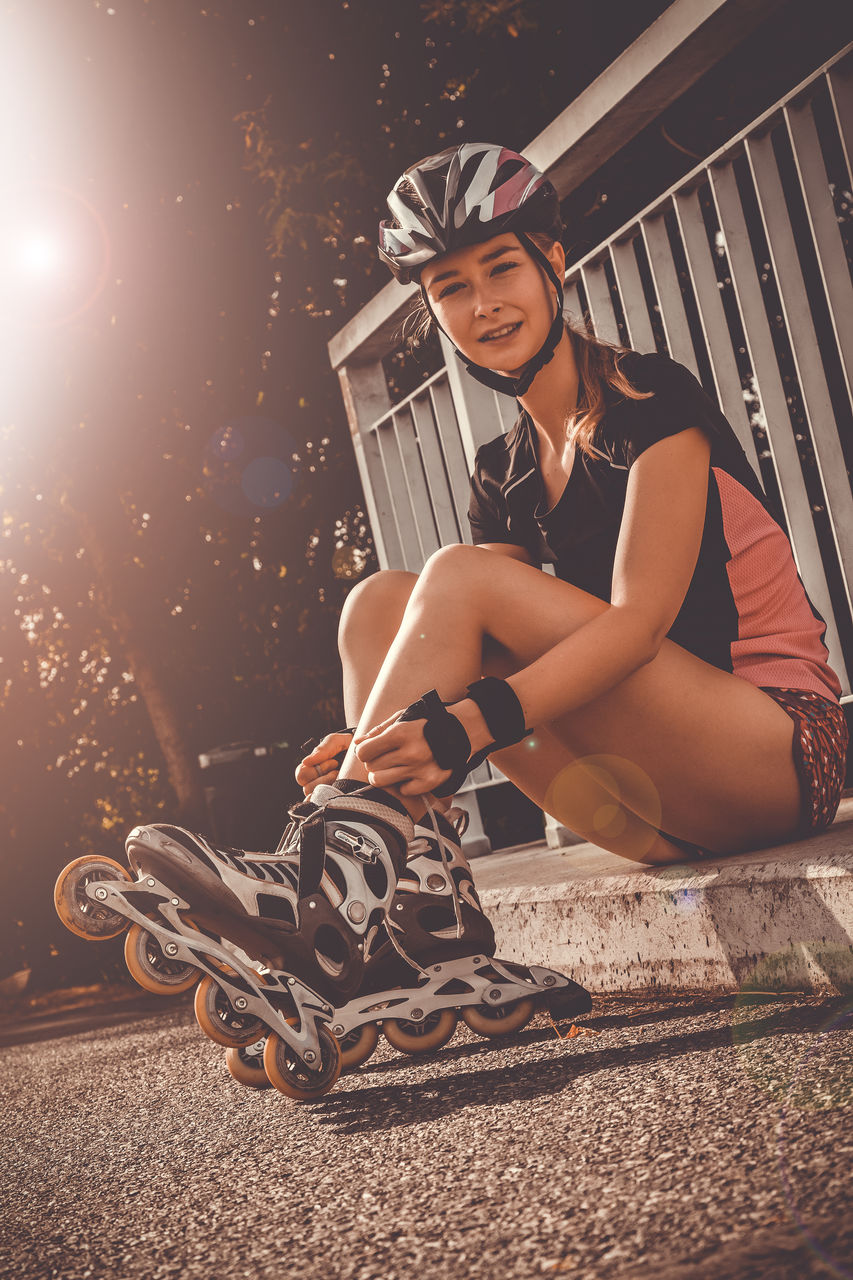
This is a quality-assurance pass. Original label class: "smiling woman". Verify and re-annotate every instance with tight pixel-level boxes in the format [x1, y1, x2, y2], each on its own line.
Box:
[115, 143, 847, 1096]
[336, 141, 846, 861]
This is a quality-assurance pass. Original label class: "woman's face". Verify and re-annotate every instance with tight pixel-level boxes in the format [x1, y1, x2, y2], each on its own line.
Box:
[420, 232, 564, 374]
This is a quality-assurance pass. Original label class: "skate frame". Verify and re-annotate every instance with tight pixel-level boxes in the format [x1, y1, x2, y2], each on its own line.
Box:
[330, 956, 568, 1037]
[85, 874, 333, 1063]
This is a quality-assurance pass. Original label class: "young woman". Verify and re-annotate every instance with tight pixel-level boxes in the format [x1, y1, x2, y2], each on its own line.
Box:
[116, 145, 846, 1095]
[298, 141, 847, 865]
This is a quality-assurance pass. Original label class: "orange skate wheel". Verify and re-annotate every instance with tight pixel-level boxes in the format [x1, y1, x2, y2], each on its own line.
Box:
[194, 975, 266, 1047]
[338, 1022, 380, 1071]
[263, 1024, 342, 1101]
[124, 922, 200, 994]
[54, 856, 132, 940]
[382, 1008, 457, 1055]
[225, 1041, 271, 1090]
[462, 996, 536, 1037]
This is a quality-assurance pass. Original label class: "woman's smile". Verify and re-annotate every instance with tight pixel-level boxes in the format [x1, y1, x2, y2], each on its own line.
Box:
[478, 320, 523, 344]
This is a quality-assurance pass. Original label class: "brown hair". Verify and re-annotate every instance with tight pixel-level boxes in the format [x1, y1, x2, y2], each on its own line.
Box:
[405, 232, 655, 458]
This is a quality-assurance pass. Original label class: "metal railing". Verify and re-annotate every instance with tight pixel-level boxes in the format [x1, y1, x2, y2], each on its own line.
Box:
[561, 46, 853, 693]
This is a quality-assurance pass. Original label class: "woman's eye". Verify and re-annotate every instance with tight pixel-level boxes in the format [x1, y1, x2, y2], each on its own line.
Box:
[434, 261, 518, 299]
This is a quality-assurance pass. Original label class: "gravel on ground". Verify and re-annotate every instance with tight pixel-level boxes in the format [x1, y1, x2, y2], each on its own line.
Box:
[1, 990, 851, 1280]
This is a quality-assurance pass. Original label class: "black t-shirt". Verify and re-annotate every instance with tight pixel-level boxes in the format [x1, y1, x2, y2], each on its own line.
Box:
[467, 350, 839, 697]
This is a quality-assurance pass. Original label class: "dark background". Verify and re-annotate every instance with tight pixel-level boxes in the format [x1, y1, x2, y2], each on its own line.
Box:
[1, 0, 847, 991]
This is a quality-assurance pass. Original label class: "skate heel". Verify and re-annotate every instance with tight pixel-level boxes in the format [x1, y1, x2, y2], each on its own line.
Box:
[541, 973, 593, 1021]
[387, 806, 496, 966]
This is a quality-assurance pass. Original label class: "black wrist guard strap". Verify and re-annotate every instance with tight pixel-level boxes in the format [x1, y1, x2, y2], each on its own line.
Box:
[463, 677, 532, 774]
[465, 677, 530, 747]
[398, 689, 471, 797]
[397, 681, 531, 799]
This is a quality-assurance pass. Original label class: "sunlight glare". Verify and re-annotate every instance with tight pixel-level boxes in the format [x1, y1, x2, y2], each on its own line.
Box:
[15, 231, 65, 277]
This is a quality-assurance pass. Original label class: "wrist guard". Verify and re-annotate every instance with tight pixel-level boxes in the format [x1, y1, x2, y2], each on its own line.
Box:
[398, 678, 530, 798]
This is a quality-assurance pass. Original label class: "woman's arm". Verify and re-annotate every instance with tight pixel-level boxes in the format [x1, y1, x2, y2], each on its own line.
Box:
[454, 426, 712, 753]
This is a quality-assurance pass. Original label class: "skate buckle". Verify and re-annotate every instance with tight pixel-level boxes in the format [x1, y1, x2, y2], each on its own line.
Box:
[333, 829, 380, 863]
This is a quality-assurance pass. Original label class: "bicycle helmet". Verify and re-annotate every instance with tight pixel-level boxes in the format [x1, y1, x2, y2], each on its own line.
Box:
[379, 143, 566, 396]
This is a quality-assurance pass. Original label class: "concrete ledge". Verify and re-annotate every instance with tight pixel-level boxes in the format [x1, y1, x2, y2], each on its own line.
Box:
[476, 799, 853, 994]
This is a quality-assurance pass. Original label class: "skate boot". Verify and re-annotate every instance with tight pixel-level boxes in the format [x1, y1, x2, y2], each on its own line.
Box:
[327, 799, 591, 1071]
[220, 798, 589, 1087]
[53, 783, 413, 1100]
[221, 801, 489, 1084]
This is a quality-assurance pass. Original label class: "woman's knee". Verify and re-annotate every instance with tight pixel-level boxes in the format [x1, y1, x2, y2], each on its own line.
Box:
[338, 569, 418, 655]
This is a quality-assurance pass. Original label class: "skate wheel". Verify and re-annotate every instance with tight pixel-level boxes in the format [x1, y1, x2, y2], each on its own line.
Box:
[463, 996, 535, 1037]
[263, 1024, 342, 1101]
[382, 1008, 457, 1055]
[53, 856, 132, 940]
[225, 1040, 271, 1090]
[338, 1022, 380, 1071]
[124, 923, 200, 994]
[194, 975, 266, 1047]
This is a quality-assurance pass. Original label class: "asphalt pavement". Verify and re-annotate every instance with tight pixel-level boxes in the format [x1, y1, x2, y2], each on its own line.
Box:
[2, 992, 851, 1280]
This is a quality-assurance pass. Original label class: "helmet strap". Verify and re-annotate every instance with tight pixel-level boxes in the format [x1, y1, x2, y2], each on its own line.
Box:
[419, 231, 565, 399]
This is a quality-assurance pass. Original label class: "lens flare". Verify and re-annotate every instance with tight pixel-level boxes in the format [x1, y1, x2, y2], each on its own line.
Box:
[543, 753, 662, 861]
[773, 1000, 853, 1279]
[202, 417, 295, 516]
[651, 862, 706, 912]
[16, 232, 64, 276]
[733, 945, 853, 1105]
[242, 456, 292, 508]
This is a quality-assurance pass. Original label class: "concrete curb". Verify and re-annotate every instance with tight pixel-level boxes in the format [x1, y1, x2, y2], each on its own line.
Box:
[476, 799, 853, 994]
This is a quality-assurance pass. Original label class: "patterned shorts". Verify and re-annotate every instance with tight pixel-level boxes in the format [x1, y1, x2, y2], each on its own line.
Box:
[661, 686, 848, 859]
[760, 687, 849, 836]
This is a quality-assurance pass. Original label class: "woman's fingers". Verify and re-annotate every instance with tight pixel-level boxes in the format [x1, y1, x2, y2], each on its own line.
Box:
[355, 718, 427, 764]
[354, 712, 402, 745]
[296, 718, 452, 798]
[295, 731, 354, 786]
[302, 768, 341, 797]
[365, 763, 452, 795]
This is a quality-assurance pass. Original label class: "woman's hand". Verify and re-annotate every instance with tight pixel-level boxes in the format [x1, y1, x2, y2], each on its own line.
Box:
[295, 731, 354, 798]
[354, 712, 455, 798]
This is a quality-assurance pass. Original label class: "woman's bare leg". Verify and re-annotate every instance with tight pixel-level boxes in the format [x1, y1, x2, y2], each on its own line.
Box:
[336, 569, 453, 816]
[338, 570, 418, 730]
[336, 567, 703, 862]
[338, 546, 802, 857]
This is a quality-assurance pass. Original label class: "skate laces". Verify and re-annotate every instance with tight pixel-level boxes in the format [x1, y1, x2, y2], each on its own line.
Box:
[423, 801, 464, 941]
[446, 805, 469, 838]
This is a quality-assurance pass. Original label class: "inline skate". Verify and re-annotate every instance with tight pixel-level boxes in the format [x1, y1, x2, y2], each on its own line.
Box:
[54, 783, 413, 1101]
[218, 792, 591, 1087]
[54, 783, 590, 1098]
